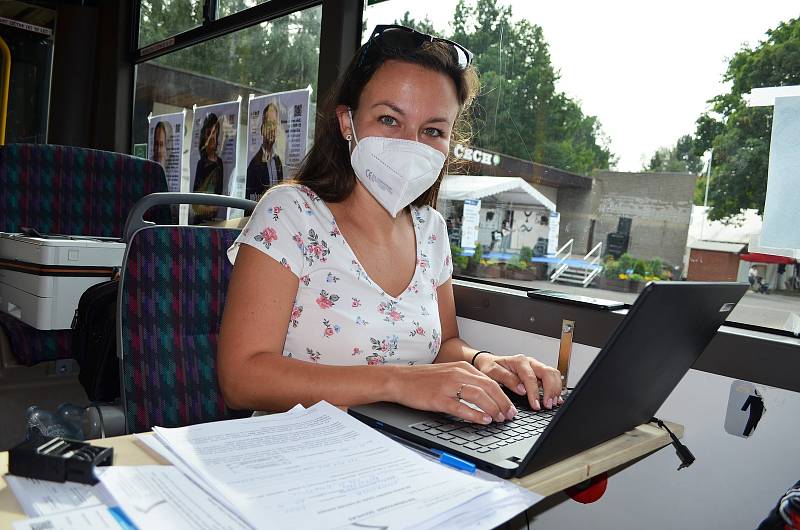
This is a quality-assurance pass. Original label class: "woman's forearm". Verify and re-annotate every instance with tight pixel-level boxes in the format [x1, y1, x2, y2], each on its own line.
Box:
[434, 336, 479, 364]
[219, 353, 403, 412]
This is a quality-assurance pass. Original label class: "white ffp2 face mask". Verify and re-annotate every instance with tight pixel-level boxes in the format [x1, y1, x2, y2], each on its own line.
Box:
[348, 110, 446, 218]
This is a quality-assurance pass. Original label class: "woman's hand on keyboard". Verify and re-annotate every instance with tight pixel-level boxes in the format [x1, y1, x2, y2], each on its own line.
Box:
[388, 362, 517, 425]
[473, 353, 563, 411]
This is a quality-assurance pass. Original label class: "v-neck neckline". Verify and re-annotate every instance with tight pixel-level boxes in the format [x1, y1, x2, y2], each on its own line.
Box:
[322, 201, 421, 302]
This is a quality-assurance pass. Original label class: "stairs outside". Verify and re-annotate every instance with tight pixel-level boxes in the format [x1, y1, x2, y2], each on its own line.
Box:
[550, 258, 603, 287]
[549, 240, 604, 288]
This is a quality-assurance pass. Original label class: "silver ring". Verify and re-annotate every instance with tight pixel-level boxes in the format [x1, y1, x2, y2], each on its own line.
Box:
[456, 383, 466, 401]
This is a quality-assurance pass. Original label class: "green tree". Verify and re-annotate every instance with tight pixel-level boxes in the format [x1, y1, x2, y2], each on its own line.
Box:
[694, 174, 708, 206]
[464, 1, 613, 174]
[421, 0, 614, 174]
[644, 134, 703, 173]
[692, 17, 800, 221]
[394, 11, 437, 35]
[139, 0, 203, 48]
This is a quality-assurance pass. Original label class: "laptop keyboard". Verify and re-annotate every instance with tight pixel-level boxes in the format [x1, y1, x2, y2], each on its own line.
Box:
[410, 406, 560, 454]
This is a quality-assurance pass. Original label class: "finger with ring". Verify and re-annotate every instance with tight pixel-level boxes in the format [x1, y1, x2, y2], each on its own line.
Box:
[456, 383, 466, 401]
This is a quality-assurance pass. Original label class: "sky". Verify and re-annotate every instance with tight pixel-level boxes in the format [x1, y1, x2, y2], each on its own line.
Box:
[366, 0, 799, 171]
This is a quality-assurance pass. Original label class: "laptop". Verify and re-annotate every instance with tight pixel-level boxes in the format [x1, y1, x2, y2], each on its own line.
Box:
[349, 282, 748, 478]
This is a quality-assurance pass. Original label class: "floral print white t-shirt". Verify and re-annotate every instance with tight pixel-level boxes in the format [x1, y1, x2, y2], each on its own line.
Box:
[227, 184, 453, 366]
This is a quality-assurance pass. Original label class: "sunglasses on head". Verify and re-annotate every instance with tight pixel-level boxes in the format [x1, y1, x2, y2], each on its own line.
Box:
[358, 24, 474, 69]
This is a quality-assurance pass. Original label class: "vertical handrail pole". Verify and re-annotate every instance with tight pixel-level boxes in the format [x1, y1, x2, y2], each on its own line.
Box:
[0, 35, 10, 145]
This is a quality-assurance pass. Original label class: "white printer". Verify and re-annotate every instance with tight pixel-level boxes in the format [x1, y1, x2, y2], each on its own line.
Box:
[0, 233, 126, 330]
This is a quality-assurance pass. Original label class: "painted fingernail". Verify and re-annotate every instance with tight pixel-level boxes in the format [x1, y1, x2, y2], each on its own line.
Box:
[546, 398, 553, 409]
[517, 384, 526, 394]
[534, 399, 541, 410]
[507, 406, 518, 418]
[482, 415, 493, 424]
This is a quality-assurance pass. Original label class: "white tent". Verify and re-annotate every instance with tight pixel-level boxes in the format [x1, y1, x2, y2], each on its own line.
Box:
[438, 175, 556, 211]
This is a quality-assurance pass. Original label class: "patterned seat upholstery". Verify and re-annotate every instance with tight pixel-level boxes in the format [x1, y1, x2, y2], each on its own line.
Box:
[119, 226, 251, 433]
[0, 312, 73, 365]
[0, 143, 169, 236]
[0, 144, 169, 366]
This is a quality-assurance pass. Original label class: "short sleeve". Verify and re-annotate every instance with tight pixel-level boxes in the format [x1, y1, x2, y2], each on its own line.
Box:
[227, 186, 306, 278]
[433, 210, 453, 286]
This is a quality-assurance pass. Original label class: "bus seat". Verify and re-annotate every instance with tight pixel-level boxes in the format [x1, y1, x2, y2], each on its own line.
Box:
[0, 144, 169, 367]
[0, 143, 169, 236]
[118, 193, 256, 433]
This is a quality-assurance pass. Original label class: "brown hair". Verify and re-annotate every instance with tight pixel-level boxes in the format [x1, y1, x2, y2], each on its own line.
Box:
[198, 112, 220, 158]
[293, 37, 480, 208]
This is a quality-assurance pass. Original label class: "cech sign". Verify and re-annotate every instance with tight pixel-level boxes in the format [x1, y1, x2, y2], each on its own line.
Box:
[453, 144, 501, 167]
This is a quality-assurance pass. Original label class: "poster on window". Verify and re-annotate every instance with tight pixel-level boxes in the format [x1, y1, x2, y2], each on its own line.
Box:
[189, 98, 241, 223]
[147, 111, 185, 193]
[245, 87, 311, 201]
[460, 199, 482, 250]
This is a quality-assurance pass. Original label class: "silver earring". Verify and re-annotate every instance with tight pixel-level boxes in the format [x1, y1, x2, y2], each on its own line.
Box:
[345, 134, 352, 141]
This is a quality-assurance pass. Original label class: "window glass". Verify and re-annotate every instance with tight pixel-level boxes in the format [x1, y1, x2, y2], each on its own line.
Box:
[132, 5, 321, 211]
[365, 0, 800, 333]
[1, 2, 55, 143]
[138, 0, 204, 49]
[217, 0, 271, 19]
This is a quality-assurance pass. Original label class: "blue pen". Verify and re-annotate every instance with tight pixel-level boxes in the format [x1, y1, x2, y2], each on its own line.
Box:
[383, 431, 477, 474]
[430, 449, 477, 473]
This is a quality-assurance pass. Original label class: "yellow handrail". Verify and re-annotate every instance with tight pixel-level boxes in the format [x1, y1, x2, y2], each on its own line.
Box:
[0, 35, 10, 145]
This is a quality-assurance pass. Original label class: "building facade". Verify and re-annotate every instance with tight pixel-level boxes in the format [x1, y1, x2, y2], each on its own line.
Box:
[558, 171, 696, 273]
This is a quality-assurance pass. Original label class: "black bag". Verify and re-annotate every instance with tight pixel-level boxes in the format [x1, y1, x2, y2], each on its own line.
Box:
[72, 279, 120, 403]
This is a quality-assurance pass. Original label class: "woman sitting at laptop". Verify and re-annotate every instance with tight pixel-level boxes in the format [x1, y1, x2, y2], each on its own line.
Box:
[219, 25, 562, 425]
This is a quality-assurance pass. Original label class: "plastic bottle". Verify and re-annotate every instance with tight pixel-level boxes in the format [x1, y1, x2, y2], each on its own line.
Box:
[25, 406, 70, 439]
[56, 402, 86, 440]
[81, 405, 106, 439]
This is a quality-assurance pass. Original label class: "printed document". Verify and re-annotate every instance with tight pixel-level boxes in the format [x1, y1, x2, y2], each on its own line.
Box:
[11, 505, 126, 530]
[5, 475, 108, 517]
[408, 470, 542, 529]
[153, 401, 497, 529]
[97, 465, 251, 530]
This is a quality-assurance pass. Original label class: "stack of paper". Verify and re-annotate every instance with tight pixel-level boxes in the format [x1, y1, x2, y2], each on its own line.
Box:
[146, 401, 540, 529]
[8, 402, 541, 529]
